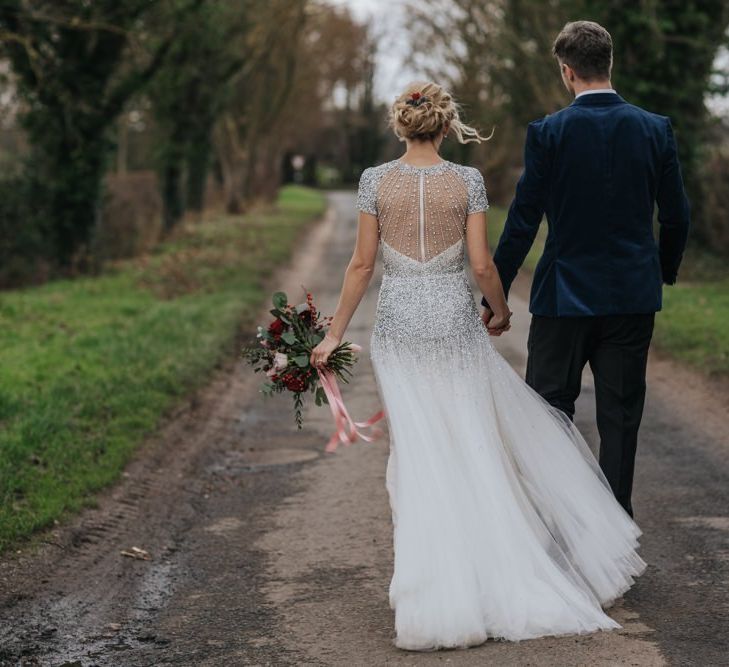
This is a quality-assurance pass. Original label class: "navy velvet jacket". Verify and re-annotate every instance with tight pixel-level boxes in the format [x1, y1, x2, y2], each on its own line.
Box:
[482, 92, 690, 317]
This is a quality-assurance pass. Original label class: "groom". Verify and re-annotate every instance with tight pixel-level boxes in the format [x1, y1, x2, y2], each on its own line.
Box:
[482, 20, 690, 518]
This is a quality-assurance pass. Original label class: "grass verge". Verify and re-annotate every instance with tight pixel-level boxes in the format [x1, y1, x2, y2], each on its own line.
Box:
[0, 186, 326, 552]
[487, 206, 545, 271]
[653, 277, 729, 375]
[487, 207, 729, 376]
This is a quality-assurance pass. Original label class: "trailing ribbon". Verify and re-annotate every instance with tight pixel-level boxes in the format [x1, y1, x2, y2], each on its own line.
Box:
[317, 368, 385, 452]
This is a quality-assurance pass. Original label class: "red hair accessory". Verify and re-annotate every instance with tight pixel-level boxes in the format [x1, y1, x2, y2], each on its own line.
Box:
[406, 91, 428, 107]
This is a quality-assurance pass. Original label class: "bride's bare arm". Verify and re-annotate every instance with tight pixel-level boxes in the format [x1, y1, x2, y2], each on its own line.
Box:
[465, 211, 511, 332]
[310, 212, 379, 368]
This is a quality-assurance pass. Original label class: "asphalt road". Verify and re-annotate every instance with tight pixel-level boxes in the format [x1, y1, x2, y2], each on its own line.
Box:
[0, 192, 727, 666]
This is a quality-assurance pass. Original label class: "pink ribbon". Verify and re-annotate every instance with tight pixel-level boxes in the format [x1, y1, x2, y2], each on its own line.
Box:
[317, 369, 385, 452]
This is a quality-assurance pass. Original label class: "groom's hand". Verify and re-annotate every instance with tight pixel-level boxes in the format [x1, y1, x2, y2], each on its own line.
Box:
[486, 310, 512, 336]
[482, 307, 510, 336]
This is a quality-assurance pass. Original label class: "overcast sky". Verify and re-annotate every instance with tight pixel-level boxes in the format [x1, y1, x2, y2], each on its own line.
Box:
[325, 0, 417, 102]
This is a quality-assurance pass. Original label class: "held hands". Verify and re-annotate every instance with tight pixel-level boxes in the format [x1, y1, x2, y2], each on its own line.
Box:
[310, 333, 341, 369]
[481, 308, 512, 336]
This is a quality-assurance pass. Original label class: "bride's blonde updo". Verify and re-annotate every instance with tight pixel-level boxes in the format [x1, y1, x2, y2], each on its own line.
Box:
[388, 81, 489, 144]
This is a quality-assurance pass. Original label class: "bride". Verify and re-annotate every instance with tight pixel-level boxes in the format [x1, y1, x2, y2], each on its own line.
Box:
[310, 81, 645, 651]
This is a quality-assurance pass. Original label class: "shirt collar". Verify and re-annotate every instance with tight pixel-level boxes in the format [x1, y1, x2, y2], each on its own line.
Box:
[575, 88, 617, 99]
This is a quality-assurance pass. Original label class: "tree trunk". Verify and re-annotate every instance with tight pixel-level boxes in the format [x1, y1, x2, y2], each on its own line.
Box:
[39, 130, 108, 271]
[185, 124, 214, 214]
[161, 160, 185, 232]
[214, 115, 246, 214]
[117, 113, 129, 175]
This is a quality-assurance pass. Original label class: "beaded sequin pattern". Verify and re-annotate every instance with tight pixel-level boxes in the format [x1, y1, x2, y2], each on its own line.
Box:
[357, 160, 494, 370]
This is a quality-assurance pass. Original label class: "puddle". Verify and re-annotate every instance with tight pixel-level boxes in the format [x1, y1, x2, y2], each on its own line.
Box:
[3, 557, 179, 665]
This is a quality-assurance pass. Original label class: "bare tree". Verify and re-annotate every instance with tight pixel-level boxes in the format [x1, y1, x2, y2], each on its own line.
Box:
[214, 0, 308, 213]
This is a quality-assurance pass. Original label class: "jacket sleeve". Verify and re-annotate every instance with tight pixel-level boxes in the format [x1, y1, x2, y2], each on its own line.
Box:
[656, 118, 690, 285]
[481, 119, 548, 309]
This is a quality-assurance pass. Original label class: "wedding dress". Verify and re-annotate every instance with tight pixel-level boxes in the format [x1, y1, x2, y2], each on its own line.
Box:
[357, 159, 646, 651]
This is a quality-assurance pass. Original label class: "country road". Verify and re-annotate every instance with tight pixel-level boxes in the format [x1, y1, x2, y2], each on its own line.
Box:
[1, 191, 728, 667]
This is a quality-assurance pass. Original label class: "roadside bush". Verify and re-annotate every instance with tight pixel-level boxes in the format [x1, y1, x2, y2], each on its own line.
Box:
[1, 171, 167, 289]
[93, 171, 164, 262]
[702, 150, 729, 256]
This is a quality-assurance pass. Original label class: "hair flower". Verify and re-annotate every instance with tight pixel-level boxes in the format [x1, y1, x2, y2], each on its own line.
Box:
[406, 91, 429, 107]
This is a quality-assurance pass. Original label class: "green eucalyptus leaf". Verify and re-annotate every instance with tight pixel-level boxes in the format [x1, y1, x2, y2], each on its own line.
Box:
[281, 331, 297, 345]
[315, 386, 328, 406]
[293, 354, 309, 368]
[272, 292, 288, 309]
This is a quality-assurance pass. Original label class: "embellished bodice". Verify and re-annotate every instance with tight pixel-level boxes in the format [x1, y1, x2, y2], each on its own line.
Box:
[359, 160, 491, 350]
[356, 159, 488, 277]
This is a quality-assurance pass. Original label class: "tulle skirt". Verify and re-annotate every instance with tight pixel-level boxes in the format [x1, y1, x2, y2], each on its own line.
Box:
[369, 272, 646, 651]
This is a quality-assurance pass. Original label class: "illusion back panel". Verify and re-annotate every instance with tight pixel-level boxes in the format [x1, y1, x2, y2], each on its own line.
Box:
[357, 160, 489, 264]
[378, 167, 469, 262]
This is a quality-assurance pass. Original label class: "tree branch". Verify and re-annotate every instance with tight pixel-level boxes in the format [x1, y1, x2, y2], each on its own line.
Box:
[103, 0, 206, 122]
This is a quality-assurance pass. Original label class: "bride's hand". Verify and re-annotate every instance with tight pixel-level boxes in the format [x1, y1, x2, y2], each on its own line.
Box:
[486, 311, 512, 336]
[310, 333, 341, 369]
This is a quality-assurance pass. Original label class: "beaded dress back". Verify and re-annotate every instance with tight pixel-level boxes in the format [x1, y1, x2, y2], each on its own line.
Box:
[356, 159, 489, 268]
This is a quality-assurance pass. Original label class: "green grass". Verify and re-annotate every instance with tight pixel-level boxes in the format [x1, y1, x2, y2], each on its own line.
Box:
[487, 206, 729, 376]
[653, 279, 729, 375]
[487, 206, 546, 271]
[0, 186, 326, 552]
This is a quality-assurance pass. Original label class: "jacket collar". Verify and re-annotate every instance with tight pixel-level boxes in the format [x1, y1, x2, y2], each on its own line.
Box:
[571, 92, 627, 107]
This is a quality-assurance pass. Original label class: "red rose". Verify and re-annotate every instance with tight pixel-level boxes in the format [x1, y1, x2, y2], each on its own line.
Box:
[268, 318, 285, 337]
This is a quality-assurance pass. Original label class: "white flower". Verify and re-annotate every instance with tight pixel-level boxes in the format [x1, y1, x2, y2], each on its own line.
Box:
[273, 352, 288, 371]
[256, 326, 264, 338]
[266, 368, 277, 378]
[348, 343, 362, 353]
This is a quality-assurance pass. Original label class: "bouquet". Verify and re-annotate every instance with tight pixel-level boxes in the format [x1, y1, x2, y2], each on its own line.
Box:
[243, 291, 383, 450]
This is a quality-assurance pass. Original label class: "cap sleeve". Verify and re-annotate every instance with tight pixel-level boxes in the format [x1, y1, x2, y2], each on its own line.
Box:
[466, 168, 489, 214]
[356, 167, 378, 215]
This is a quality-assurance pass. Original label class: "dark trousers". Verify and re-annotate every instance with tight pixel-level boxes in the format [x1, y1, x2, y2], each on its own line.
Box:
[525, 313, 655, 518]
